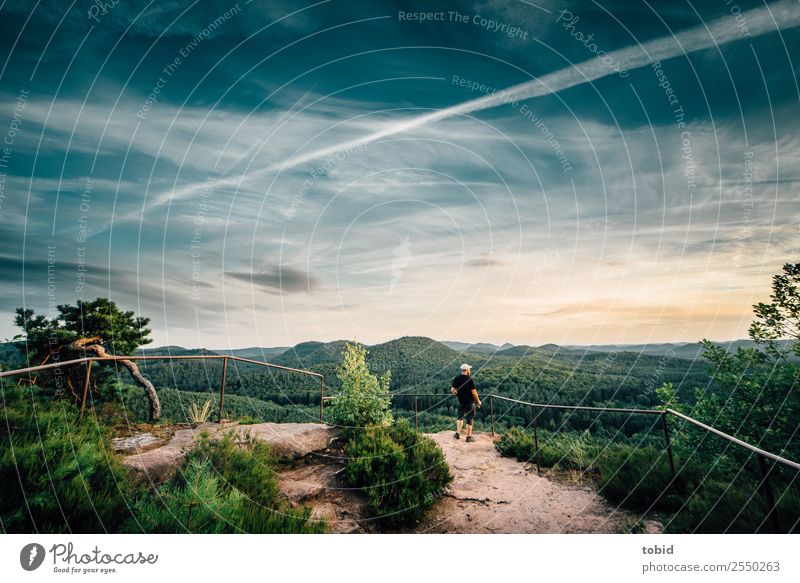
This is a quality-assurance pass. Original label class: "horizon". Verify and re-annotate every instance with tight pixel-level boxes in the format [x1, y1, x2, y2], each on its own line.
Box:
[139, 335, 760, 352]
[2, 1, 799, 347]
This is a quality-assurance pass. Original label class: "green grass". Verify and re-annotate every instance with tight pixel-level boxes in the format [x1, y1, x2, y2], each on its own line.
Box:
[0, 384, 140, 533]
[1, 383, 324, 534]
[123, 430, 324, 533]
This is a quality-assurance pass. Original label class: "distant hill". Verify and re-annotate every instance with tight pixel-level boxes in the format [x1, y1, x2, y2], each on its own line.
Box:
[441, 341, 514, 354]
[368, 336, 465, 380]
[3, 337, 793, 369]
[272, 336, 466, 377]
[568, 339, 795, 360]
[271, 340, 350, 368]
[134, 346, 216, 357]
[133, 345, 288, 361]
[210, 346, 289, 360]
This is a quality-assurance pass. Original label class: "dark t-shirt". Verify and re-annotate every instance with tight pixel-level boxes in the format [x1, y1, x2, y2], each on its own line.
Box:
[452, 374, 477, 405]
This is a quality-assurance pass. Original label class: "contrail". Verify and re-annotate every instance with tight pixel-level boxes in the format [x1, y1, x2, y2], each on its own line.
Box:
[135, 0, 798, 220]
[272, 0, 800, 172]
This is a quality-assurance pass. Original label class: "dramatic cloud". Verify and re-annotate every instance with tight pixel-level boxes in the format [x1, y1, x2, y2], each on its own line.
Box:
[227, 264, 320, 294]
[1, 1, 798, 347]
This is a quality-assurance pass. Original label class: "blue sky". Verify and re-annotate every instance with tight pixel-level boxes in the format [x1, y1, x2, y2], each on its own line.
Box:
[1, 0, 799, 349]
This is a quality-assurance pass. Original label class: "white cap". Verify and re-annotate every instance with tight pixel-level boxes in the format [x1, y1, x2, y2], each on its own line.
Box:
[460, 363, 471, 371]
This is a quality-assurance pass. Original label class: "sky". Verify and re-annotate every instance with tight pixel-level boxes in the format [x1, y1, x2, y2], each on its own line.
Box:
[0, 0, 798, 349]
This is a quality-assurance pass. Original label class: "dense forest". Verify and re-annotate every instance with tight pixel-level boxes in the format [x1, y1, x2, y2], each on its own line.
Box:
[0, 332, 710, 441]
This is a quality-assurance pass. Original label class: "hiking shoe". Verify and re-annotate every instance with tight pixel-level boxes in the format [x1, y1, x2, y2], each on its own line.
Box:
[453, 432, 461, 439]
[466, 436, 475, 443]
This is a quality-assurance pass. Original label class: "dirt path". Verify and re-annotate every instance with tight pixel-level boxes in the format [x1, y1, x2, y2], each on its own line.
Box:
[414, 431, 661, 534]
[274, 429, 661, 534]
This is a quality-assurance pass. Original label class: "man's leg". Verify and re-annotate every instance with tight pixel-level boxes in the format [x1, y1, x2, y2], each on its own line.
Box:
[464, 406, 476, 441]
[456, 419, 463, 434]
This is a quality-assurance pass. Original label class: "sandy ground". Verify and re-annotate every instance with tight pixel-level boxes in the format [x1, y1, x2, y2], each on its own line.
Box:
[276, 429, 661, 534]
[413, 431, 661, 534]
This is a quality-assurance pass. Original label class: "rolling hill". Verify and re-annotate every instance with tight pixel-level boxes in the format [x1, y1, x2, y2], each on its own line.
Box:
[0, 335, 718, 435]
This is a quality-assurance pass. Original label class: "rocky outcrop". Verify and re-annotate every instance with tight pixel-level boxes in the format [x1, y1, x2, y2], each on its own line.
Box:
[276, 462, 368, 533]
[111, 433, 165, 455]
[121, 422, 333, 486]
[231, 423, 333, 460]
[121, 423, 219, 485]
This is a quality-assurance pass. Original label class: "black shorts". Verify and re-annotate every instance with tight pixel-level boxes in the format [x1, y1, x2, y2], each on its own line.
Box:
[457, 402, 475, 424]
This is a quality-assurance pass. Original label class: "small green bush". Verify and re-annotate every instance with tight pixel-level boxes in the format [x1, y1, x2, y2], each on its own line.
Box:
[495, 427, 534, 460]
[665, 476, 765, 533]
[495, 427, 578, 469]
[596, 445, 684, 513]
[328, 341, 392, 428]
[344, 421, 452, 526]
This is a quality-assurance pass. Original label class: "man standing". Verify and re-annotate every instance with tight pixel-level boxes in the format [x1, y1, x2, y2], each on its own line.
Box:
[451, 363, 481, 442]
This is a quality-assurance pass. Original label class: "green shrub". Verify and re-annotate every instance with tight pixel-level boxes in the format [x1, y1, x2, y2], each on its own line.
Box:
[665, 476, 766, 533]
[775, 487, 800, 534]
[344, 421, 452, 526]
[124, 457, 245, 533]
[547, 431, 599, 470]
[495, 427, 580, 469]
[661, 459, 800, 534]
[123, 430, 323, 533]
[596, 445, 685, 513]
[0, 385, 139, 533]
[495, 427, 535, 460]
[328, 341, 392, 428]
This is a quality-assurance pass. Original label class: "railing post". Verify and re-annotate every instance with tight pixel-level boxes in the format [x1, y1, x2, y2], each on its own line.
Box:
[490, 395, 494, 437]
[79, 360, 93, 423]
[531, 404, 541, 473]
[414, 396, 418, 431]
[661, 412, 677, 482]
[218, 357, 228, 424]
[319, 378, 325, 423]
[757, 455, 781, 533]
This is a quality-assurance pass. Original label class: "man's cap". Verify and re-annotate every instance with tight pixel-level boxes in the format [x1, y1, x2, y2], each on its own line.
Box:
[460, 363, 472, 371]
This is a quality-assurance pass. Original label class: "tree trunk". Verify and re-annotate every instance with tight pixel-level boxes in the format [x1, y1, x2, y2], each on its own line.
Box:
[68, 337, 161, 421]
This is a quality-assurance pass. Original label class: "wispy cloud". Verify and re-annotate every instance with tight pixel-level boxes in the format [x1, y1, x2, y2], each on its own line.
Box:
[226, 264, 320, 294]
[269, 0, 800, 172]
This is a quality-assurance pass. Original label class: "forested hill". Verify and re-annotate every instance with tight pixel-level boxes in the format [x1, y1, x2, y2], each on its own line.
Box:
[0, 335, 713, 431]
[127, 336, 708, 414]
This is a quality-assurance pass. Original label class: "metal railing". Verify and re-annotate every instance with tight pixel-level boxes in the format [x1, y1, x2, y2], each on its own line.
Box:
[321, 390, 800, 533]
[0, 354, 325, 423]
[488, 394, 800, 533]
